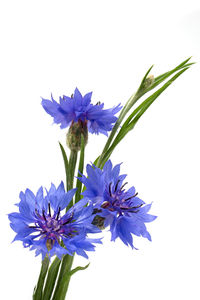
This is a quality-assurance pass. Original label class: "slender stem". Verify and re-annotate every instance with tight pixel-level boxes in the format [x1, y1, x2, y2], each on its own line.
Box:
[98, 67, 190, 168]
[67, 150, 78, 191]
[75, 135, 85, 203]
[97, 92, 140, 168]
[53, 141, 85, 299]
[97, 58, 192, 169]
[59, 142, 69, 190]
[52, 255, 74, 300]
[33, 257, 49, 300]
[52, 149, 78, 300]
[42, 257, 61, 300]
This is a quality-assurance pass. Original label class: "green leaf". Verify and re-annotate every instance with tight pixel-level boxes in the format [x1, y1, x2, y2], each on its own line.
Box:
[100, 67, 190, 165]
[136, 64, 154, 94]
[96, 58, 193, 168]
[33, 257, 50, 300]
[93, 156, 100, 166]
[59, 142, 69, 189]
[52, 255, 74, 300]
[68, 150, 78, 191]
[66, 150, 78, 211]
[52, 262, 89, 300]
[147, 57, 193, 92]
[43, 257, 61, 300]
[68, 263, 90, 276]
[75, 135, 85, 203]
[124, 67, 189, 132]
[154, 57, 192, 83]
[55, 263, 89, 300]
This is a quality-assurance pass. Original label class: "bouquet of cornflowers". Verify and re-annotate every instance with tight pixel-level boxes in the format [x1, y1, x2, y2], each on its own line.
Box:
[8, 58, 193, 300]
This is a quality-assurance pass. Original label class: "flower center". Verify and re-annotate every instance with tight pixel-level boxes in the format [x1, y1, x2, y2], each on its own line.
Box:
[101, 181, 142, 214]
[29, 204, 76, 243]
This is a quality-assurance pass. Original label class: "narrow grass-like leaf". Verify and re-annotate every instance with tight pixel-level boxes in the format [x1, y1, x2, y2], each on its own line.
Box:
[121, 65, 154, 118]
[93, 156, 100, 166]
[117, 66, 190, 141]
[59, 142, 69, 189]
[68, 263, 90, 276]
[52, 255, 74, 300]
[75, 135, 85, 203]
[154, 62, 193, 84]
[147, 57, 193, 92]
[53, 263, 90, 300]
[33, 257, 49, 300]
[97, 58, 192, 168]
[125, 67, 189, 132]
[68, 150, 78, 191]
[136, 64, 154, 94]
[154, 57, 192, 82]
[116, 68, 188, 148]
[67, 150, 78, 210]
[43, 257, 61, 300]
[99, 67, 189, 166]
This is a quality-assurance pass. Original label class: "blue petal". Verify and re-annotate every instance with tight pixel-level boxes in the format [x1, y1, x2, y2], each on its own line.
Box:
[42, 89, 121, 135]
[116, 217, 134, 248]
[41, 98, 59, 116]
[59, 188, 77, 210]
[130, 196, 145, 207]
[49, 241, 69, 259]
[18, 196, 35, 222]
[74, 88, 83, 104]
[111, 163, 121, 181]
[56, 181, 65, 194]
[83, 92, 92, 105]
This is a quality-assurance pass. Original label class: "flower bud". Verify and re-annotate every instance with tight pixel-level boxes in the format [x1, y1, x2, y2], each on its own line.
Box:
[66, 120, 88, 151]
[92, 215, 105, 230]
[46, 239, 55, 251]
[143, 74, 154, 89]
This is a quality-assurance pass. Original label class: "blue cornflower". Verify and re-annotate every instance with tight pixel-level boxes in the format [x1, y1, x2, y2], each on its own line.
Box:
[8, 182, 101, 260]
[78, 160, 157, 248]
[41, 88, 121, 136]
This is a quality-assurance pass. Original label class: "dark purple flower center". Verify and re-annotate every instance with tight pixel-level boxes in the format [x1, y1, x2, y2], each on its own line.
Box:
[101, 181, 142, 215]
[29, 204, 76, 243]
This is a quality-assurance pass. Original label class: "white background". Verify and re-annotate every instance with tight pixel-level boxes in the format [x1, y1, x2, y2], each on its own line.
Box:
[1, 1, 200, 299]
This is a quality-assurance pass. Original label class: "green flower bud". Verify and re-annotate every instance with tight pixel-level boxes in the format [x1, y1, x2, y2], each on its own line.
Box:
[92, 215, 105, 230]
[143, 74, 154, 89]
[46, 239, 55, 251]
[66, 120, 88, 151]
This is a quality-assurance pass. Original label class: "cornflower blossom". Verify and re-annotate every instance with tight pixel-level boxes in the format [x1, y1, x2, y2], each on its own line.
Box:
[8, 182, 101, 259]
[41, 88, 121, 136]
[78, 160, 157, 248]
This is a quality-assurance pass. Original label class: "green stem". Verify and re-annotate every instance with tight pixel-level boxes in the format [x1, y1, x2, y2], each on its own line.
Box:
[67, 150, 78, 191]
[59, 142, 69, 189]
[96, 92, 140, 168]
[99, 67, 190, 167]
[75, 135, 85, 203]
[52, 255, 74, 300]
[42, 257, 61, 300]
[33, 257, 50, 300]
[97, 58, 192, 169]
[52, 149, 78, 300]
